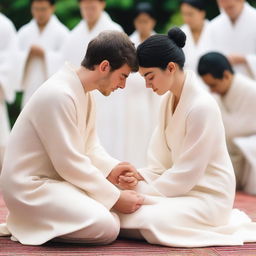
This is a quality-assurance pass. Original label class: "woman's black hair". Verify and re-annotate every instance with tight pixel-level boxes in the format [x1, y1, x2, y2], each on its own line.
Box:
[137, 27, 186, 70]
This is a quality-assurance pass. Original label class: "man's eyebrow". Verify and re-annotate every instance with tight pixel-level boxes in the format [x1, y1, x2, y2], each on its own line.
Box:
[122, 73, 129, 78]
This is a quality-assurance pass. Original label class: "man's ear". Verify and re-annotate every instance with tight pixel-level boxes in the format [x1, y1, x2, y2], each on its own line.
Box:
[99, 60, 111, 73]
[223, 70, 232, 80]
[167, 62, 176, 74]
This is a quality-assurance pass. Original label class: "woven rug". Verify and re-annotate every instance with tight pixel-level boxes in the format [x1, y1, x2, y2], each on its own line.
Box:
[0, 192, 256, 256]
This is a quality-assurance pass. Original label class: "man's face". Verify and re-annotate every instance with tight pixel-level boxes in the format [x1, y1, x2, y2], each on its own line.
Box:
[217, 0, 244, 21]
[134, 13, 156, 36]
[80, 0, 105, 24]
[201, 73, 230, 96]
[180, 3, 205, 30]
[99, 64, 131, 96]
[31, 1, 54, 26]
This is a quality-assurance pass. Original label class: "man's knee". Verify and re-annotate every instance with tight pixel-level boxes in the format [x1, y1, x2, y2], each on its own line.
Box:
[93, 211, 120, 244]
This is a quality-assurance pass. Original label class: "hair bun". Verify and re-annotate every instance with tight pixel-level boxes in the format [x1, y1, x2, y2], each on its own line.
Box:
[167, 27, 186, 48]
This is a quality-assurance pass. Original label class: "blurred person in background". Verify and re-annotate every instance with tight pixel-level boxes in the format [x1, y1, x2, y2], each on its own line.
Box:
[180, 0, 211, 73]
[206, 0, 256, 79]
[0, 13, 17, 170]
[198, 52, 256, 195]
[17, 0, 69, 107]
[122, 2, 160, 167]
[62, 0, 126, 161]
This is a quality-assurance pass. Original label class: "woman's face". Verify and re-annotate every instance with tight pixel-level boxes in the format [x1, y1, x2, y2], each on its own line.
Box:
[180, 3, 205, 30]
[139, 66, 174, 95]
[134, 13, 156, 36]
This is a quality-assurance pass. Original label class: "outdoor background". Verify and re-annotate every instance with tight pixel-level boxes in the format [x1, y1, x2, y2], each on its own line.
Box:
[1, 0, 256, 126]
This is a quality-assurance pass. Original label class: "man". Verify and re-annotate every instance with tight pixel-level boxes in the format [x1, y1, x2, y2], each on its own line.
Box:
[17, 0, 69, 107]
[62, 0, 125, 160]
[0, 31, 143, 245]
[0, 13, 17, 169]
[198, 51, 256, 195]
[206, 0, 256, 79]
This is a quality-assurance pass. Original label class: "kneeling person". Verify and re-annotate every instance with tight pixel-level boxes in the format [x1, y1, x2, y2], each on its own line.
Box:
[198, 52, 256, 195]
[0, 31, 143, 245]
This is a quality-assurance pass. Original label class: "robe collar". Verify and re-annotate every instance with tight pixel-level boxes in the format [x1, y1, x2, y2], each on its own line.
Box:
[82, 11, 115, 34]
[221, 2, 251, 29]
[30, 15, 58, 36]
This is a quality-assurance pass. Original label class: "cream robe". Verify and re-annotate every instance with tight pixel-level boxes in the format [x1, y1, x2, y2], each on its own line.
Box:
[216, 73, 256, 194]
[61, 12, 125, 160]
[181, 20, 210, 73]
[17, 15, 69, 106]
[119, 70, 256, 247]
[0, 13, 17, 168]
[206, 2, 256, 79]
[121, 31, 161, 167]
[0, 64, 121, 245]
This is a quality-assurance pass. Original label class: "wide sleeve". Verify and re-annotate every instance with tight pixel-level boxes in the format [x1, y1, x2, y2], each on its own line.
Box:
[30, 92, 120, 210]
[145, 103, 222, 197]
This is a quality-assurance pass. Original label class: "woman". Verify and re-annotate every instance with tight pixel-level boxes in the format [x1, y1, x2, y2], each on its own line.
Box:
[122, 2, 160, 167]
[118, 27, 256, 247]
[180, 0, 210, 73]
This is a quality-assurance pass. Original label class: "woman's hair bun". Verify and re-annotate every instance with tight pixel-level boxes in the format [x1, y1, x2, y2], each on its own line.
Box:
[167, 27, 186, 48]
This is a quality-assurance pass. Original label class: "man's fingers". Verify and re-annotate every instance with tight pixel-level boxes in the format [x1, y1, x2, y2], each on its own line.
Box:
[119, 175, 136, 183]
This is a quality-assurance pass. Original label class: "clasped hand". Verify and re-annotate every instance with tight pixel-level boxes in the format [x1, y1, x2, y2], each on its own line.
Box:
[108, 162, 144, 190]
[108, 162, 145, 214]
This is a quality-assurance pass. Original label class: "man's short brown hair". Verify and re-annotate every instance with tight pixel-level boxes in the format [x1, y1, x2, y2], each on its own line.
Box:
[81, 31, 138, 72]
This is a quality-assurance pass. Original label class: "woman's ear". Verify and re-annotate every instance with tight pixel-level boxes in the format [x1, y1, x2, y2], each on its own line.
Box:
[99, 60, 111, 73]
[167, 62, 176, 74]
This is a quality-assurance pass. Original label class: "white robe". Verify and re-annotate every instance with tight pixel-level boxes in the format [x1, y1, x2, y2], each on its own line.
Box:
[61, 12, 125, 160]
[0, 64, 121, 245]
[216, 73, 256, 194]
[120, 31, 161, 167]
[119, 70, 256, 247]
[206, 2, 256, 79]
[180, 21, 210, 91]
[0, 13, 17, 167]
[181, 20, 211, 73]
[17, 15, 69, 106]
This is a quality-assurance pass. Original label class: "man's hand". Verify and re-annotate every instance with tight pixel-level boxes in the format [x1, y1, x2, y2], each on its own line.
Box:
[118, 171, 144, 190]
[29, 45, 45, 58]
[107, 162, 144, 190]
[112, 190, 144, 214]
[107, 162, 137, 185]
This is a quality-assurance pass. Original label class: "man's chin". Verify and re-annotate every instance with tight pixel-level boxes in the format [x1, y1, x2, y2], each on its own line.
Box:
[100, 90, 111, 96]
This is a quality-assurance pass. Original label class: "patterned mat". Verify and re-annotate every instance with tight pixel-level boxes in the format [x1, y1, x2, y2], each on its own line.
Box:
[1, 192, 256, 256]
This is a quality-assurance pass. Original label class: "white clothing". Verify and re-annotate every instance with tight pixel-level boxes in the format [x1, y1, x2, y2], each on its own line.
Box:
[62, 11, 125, 159]
[0, 64, 121, 245]
[216, 73, 256, 194]
[121, 30, 161, 167]
[17, 15, 69, 106]
[207, 2, 256, 79]
[0, 13, 17, 168]
[119, 70, 256, 247]
[181, 20, 210, 73]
